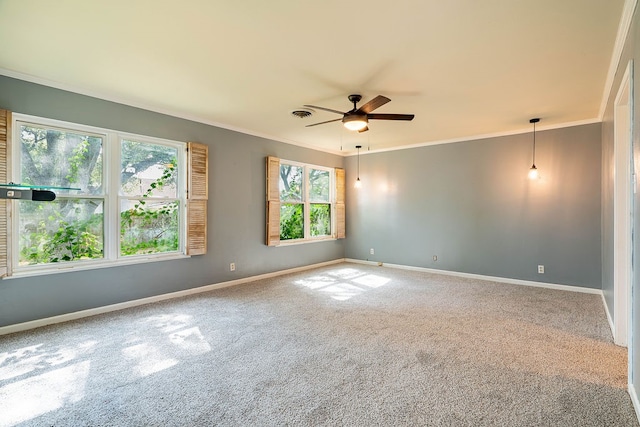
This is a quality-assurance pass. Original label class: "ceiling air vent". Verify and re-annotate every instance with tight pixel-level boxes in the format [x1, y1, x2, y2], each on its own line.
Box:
[291, 109, 313, 119]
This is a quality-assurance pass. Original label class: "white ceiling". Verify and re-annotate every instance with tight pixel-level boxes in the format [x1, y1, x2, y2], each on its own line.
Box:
[0, 0, 627, 155]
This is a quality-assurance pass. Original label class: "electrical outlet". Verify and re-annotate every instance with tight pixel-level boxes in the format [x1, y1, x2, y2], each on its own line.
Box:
[433, 255, 438, 261]
[230, 262, 236, 272]
[538, 265, 544, 274]
[370, 248, 374, 255]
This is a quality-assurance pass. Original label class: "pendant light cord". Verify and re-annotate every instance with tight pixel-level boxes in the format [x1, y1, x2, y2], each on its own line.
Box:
[532, 121, 536, 166]
[529, 118, 540, 167]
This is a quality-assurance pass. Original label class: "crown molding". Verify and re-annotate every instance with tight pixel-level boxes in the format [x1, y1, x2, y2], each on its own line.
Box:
[0, 68, 345, 157]
[345, 118, 602, 156]
[598, 0, 638, 119]
[0, 66, 611, 158]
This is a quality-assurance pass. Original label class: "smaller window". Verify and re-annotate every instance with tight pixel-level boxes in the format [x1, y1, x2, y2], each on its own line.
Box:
[309, 168, 331, 237]
[278, 161, 334, 242]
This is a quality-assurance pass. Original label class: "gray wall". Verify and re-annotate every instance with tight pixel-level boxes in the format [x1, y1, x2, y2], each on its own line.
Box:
[345, 123, 602, 288]
[0, 66, 609, 329]
[0, 76, 345, 327]
[602, 103, 615, 319]
[601, 4, 640, 398]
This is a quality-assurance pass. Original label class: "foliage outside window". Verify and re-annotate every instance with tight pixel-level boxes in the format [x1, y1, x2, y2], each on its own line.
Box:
[120, 140, 180, 256]
[14, 116, 186, 272]
[279, 161, 333, 241]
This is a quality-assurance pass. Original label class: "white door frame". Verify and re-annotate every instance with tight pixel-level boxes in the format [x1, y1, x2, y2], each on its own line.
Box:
[613, 60, 633, 352]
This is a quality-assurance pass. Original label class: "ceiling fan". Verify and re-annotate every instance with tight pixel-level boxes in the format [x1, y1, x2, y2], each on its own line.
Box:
[304, 94, 414, 132]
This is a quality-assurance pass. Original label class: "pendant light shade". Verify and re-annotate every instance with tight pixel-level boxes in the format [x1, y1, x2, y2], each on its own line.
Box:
[528, 118, 540, 180]
[354, 145, 362, 188]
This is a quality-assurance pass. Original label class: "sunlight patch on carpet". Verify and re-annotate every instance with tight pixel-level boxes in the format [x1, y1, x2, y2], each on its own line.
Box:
[293, 276, 335, 290]
[320, 283, 365, 301]
[353, 274, 391, 288]
[122, 343, 178, 378]
[0, 361, 90, 427]
[0, 340, 97, 381]
[144, 313, 194, 333]
[326, 268, 366, 280]
[169, 327, 212, 355]
[294, 268, 391, 300]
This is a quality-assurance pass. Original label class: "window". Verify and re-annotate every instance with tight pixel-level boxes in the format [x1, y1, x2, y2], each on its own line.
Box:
[279, 161, 333, 241]
[279, 164, 305, 240]
[266, 156, 345, 246]
[120, 139, 180, 256]
[11, 114, 190, 273]
[308, 168, 331, 237]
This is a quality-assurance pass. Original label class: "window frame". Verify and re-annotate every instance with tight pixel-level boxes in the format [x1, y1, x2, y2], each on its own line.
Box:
[278, 158, 335, 245]
[115, 134, 185, 259]
[9, 113, 189, 277]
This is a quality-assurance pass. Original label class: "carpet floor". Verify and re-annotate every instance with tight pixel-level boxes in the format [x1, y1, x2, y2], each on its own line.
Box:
[0, 262, 637, 426]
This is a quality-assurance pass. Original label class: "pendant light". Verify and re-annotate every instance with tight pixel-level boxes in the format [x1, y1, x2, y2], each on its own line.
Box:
[528, 118, 540, 180]
[354, 145, 362, 188]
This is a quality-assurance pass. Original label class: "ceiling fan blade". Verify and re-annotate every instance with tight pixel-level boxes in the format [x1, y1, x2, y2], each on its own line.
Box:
[358, 126, 369, 133]
[367, 113, 415, 121]
[356, 95, 391, 114]
[305, 118, 342, 127]
[303, 104, 345, 115]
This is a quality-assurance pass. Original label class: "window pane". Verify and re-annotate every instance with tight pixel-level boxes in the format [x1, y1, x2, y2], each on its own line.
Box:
[279, 164, 303, 202]
[280, 203, 304, 240]
[120, 199, 179, 255]
[19, 199, 104, 265]
[310, 203, 331, 236]
[19, 124, 103, 195]
[121, 140, 178, 198]
[309, 169, 330, 202]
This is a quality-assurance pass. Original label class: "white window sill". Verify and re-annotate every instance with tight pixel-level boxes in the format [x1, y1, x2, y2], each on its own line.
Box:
[4, 253, 191, 279]
[277, 236, 336, 246]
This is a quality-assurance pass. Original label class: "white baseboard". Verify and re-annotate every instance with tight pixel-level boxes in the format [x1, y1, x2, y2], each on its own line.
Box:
[630, 383, 640, 425]
[344, 258, 603, 295]
[0, 258, 605, 336]
[602, 293, 616, 338]
[0, 258, 345, 336]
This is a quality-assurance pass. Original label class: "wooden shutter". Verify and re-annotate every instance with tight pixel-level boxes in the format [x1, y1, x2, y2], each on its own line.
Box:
[186, 142, 208, 255]
[335, 167, 345, 239]
[0, 110, 9, 276]
[266, 156, 280, 246]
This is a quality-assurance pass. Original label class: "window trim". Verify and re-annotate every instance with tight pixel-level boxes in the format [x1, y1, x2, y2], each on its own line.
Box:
[114, 134, 186, 259]
[10, 113, 189, 276]
[278, 158, 336, 245]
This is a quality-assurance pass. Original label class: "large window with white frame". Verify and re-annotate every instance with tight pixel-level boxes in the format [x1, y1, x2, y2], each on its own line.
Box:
[279, 160, 333, 242]
[12, 114, 187, 273]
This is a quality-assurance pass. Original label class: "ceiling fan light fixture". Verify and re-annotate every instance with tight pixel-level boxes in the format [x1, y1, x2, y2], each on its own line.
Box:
[305, 95, 413, 132]
[343, 115, 368, 131]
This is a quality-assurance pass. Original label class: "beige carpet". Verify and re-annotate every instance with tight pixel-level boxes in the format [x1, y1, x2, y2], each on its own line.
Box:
[0, 262, 637, 426]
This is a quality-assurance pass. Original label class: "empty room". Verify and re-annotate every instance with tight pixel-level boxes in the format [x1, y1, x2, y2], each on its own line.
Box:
[1, 0, 640, 425]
